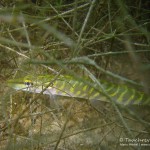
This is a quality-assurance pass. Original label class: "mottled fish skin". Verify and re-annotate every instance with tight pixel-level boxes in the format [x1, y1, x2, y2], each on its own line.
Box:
[7, 76, 150, 105]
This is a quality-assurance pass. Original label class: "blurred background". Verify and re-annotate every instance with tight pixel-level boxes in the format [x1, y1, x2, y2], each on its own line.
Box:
[0, 0, 150, 149]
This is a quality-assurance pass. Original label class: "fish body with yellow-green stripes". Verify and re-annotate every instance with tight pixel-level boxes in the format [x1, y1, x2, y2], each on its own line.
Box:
[7, 75, 150, 105]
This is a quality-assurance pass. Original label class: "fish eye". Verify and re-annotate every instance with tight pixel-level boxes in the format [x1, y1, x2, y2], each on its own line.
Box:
[24, 80, 33, 86]
[25, 82, 29, 85]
